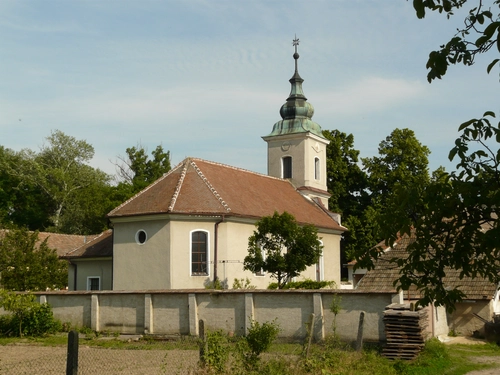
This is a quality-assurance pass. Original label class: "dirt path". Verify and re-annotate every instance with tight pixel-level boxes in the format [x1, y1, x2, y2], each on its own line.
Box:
[441, 336, 500, 375]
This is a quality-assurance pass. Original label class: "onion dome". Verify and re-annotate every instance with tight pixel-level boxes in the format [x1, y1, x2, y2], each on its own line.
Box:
[267, 37, 325, 139]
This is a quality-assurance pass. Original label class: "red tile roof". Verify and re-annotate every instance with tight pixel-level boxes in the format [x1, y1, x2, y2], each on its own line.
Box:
[108, 158, 345, 232]
[0, 230, 99, 257]
[62, 230, 113, 259]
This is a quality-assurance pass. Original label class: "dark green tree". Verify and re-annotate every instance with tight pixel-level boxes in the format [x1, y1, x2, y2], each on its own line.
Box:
[4, 131, 112, 234]
[359, 0, 500, 310]
[362, 128, 430, 204]
[323, 130, 369, 218]
[115, 144, 171, 193]
[0, 146, 53, 230]
[243, 211, 322, 289]
[0, 227, 68, 291]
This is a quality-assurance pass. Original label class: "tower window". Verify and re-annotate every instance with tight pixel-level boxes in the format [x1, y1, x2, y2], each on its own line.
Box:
[314, 157, 320, 180]
[282, 156, 292, 179]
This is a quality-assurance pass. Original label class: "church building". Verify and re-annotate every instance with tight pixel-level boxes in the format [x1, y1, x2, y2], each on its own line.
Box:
[64, 40, 346, 291]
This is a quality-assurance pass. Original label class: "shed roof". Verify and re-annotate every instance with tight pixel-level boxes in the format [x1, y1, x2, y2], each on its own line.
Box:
[356, 234, 498, 300]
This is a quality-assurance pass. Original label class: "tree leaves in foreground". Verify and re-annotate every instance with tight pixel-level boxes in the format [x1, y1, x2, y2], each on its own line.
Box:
[362, 0, 500, 310]
[0, 227, 67, 291]
[243, 211, 322, 289]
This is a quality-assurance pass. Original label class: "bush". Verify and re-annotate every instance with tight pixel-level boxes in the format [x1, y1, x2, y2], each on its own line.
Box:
[200, 329, 230, 373]
[268, 279, 335, 290]
[0, 290, 61, 337]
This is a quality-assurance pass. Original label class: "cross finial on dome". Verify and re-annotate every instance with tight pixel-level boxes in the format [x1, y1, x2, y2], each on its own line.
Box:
[292, 35, 300, 72]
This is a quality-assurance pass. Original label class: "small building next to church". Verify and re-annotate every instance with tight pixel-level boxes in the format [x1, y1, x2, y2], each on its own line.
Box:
[64, 42, 346, 291]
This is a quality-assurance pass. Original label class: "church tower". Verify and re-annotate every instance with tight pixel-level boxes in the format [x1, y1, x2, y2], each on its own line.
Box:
[262, 37, 330, 208]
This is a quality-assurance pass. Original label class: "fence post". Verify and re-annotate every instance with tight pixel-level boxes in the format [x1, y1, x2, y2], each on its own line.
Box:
[356, 311, 365, 352]
[66, 330, 79, 375]
[199, 319, 207, 366]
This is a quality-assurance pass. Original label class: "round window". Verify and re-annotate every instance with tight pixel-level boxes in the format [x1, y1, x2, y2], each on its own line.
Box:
[136, 230, 147, 245]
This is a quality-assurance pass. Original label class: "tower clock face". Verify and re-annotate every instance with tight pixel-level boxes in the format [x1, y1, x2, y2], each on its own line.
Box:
[313, 142, 321, 153]
[281, 141, 291, 152]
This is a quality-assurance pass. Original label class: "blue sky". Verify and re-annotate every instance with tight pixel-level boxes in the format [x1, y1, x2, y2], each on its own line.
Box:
[1, 0, 498, 178]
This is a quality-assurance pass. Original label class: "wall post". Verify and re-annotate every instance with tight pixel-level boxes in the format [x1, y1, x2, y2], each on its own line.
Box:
[144, 293, 153, 334]
[244, 293, 254, 334]
[313, 293, 324, 341]
[188, 293, 199, 336]
[90, 294, 99, 331]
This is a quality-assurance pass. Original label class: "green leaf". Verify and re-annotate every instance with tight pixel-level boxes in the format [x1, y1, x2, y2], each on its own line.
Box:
[483, 111, 496, 118]
[413, 0, 425, 19]
[448, 148, 458, 161]
[458, 118, 478, 131]
[487, 59, 500, 74]
[483, 22, 500, 40]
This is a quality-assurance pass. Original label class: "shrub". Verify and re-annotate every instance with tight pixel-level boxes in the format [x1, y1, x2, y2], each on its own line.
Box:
[199, 329, 230, 373]
[268, 279, 335, 290]
[0, 290, 61, 337]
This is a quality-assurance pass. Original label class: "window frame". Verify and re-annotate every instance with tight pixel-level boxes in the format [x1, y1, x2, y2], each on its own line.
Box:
[135, 229, 148, 245]
[190, 230, 210, 276]
[316, 241, 324, 282]
[314, 157, 320, 180]
[87, 276, 101, 291]
[282, 156, 292, 179]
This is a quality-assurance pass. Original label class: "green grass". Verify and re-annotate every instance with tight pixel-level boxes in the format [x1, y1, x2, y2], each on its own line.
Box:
[1, 333, 500, 374]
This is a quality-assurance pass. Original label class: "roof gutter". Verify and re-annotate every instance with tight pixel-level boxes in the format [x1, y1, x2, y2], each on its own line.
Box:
[213, 215, 225, 284]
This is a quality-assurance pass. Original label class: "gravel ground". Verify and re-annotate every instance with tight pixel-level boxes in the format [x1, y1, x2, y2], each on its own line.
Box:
[0, 344, 200, 375]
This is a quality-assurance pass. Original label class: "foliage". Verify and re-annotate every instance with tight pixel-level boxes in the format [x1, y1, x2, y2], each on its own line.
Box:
[0, 146, 53, 230]
[244, 211, 322, 289]
[411, 0, 500, 83]
[329, 294, 342, 337]
[204, 278, 224, 290]
[323, 129, 369, 218]
[366, 1, 500, 310]
[362, 128, 430, 204]
[235, 319, 281, 370]
[199, 329, 230, 373]
[2, 130, 112, 234]
[232, 278, 256, 290]
[0, 290, 61, 337]
[344, 129, 431, 261]
[0, 227, 67, 291]
[114, 143, 171, 194]
[267, 279, 335, 290]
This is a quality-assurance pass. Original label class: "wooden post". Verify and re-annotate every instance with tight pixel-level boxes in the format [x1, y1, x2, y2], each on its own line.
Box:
[356, 311, 365, 352]
[305, 313, 315, 358]
[66, 330, 79, 375]
[199, 319, 207, 366]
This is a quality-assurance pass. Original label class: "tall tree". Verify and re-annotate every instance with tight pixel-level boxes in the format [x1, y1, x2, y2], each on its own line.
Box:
[362, 128, 430, 204]
[115, 144, 171, 193]
[243, 211, 322, 289]
[3, 131, 112, 234]
[0, 227, 67, 291]
[359, 1, 500, 310]
[323, 130, 369, 218]
[0, 147, 53, 230]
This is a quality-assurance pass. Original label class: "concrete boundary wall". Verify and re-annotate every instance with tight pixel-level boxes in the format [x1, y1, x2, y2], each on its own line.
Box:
[37, 290, 402, 342]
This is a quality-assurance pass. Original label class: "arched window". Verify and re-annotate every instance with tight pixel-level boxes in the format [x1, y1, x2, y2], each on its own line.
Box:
[282, 156, 292, 179]
[314, 157, 320, 180]
[191, 231, 209, 276]
[316, 240, 324, 281]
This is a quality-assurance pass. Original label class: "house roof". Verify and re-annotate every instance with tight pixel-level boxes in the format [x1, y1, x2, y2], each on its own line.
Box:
[356, 234, 498, 300]
[0, 230, 99, 257]
[108, 157, 345, 232]
[62, 230, 113, 259]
